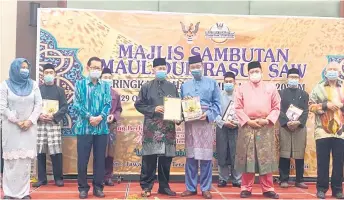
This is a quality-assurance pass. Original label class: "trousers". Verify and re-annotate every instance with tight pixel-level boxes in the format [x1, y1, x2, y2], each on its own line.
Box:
[241, 173, 274, 193]
[279, 157, 304, 183]
[37, 153, 63, 182]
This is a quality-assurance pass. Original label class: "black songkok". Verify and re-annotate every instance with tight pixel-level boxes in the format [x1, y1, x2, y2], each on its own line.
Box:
[287, 68, 300, 77]
[43, 63, 55, 71]
[188, 55, 202, 64]
[247, 61, 261, 72]
[153, 58, 166, 67]
[101, 67, 112, 75]
[224, 71, 235, 79]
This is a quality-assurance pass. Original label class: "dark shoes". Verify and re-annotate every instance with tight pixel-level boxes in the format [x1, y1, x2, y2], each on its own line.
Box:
[317, 191, 326, 199]
[279, 182, 289, 188]
[202, 191, 212, 199]
[158, 188, 177, 196]
[22, 195, 31, 199]
[240, 190, 252, 198]
[263, 191, 279, 199]
[79, 191, 88, 199]
[55, 180, 64, 187]
[93, 188, 105, 198]
[218, 180, 227, 187]
[3, 196, 13, 200]
[104, 179, 115, 186]
[32, 181, 47, 187]
[181, 190, 197, 197]
[295, 182, 308, 189]
[333, 192, 344, 199]
[232, 183, 241, 188]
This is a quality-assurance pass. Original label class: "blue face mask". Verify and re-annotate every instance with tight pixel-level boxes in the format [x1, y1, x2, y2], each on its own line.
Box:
[20, 68, 30, 79]
[191, 69, 202, 79]
[224, 83, 234, 92]
[156, 71, 167, 80]
[326, 70, 339, 80]
[44, 74, 55, 84]
[288, 79, 299, 87]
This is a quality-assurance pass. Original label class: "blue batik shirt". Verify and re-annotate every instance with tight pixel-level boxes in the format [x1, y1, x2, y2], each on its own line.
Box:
[73, 77, 112, 135]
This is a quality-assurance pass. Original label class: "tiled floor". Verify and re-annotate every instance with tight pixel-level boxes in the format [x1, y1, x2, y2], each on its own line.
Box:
[1, 180, 338, 199]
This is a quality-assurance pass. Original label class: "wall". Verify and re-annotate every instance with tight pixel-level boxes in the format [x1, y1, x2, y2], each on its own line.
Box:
[16, 1, 66, 80]
[0, 0, 17, 82]
[67, 1, 341, 17]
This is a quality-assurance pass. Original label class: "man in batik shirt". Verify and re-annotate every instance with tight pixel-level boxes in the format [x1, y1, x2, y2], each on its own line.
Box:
[180, 55, 221, 199]
[135, 58, 178, 198]
[234, 61, 281, 199]
[215, 71, 242, 188]
[309, 62, 344, 199]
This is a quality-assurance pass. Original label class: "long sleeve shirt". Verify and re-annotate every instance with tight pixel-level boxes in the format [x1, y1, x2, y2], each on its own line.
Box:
[234, 81, 281, 127]
[180, 77, 221, 122]
[73, 77, 112, 135]
[278, 87, 309, 128]
[39, 84, 68, 123]
[309, 81, 344, 140]
[109, 89, 122, 122]
[215, 90, 238, 128]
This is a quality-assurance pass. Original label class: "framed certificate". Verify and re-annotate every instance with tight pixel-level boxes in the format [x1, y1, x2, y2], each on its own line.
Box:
[42, 100, 59, 115]
[163, 97, 182, 121]
[182, 97, 203, 122]
[222, 100, 234, 121]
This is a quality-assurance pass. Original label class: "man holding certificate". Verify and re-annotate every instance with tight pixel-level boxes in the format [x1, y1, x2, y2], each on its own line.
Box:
[309, 62, 344, 199]
[180, 54, 221, 199]
[134, 58, 179, 198]
[215, 71, 241, 188]
[234, 61, 281, 199]
[278, 68, 309, 189]
[34, 63, 68, 188]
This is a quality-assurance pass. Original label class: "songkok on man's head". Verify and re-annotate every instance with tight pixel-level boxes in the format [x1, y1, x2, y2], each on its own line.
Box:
[224, 71, 235, 79]
[248, 61, 261, 72]
[287, 68, 300, 77]
[101, 67, 112, 75]
[153, 58, 166, 67]
[43, 64, 55, 71]
[188, 55, 202, 65]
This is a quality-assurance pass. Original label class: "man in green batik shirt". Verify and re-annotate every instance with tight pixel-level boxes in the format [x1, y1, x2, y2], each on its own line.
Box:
[73, 57, 112, 199]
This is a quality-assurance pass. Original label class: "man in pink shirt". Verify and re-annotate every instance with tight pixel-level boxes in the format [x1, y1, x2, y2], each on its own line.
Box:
[234, 61, 281, 199]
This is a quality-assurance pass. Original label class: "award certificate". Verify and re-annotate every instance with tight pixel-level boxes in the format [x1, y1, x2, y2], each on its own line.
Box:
[182, 97, 202, 122]
[42, 100, 59, 115]
[163, 97, 182, 121]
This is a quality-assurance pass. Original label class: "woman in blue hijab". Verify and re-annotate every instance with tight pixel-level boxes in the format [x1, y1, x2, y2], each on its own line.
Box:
[0, 58, 42, 199]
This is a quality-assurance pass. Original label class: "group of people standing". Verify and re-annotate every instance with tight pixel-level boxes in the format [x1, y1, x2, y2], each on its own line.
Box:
[1, 55, 344, 200]
[0, 57, 122, 199]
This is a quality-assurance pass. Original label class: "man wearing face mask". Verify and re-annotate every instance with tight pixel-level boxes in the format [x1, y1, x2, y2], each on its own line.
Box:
[278, 68, 309, 189]
[215, 71, 242, 188]
[234, 61, 281, 199]
[33, 64, 68, 188]
[100, 68, 122, 186]
[134, 58, 179, 198]
[309, 62, 344, 199]
[180, 55, 221, 199]
[73, 57, 112, 199]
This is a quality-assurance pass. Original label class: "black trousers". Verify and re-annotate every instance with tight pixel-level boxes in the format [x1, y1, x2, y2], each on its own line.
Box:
[316, 137, 344, 194]
[279, 157, 304, 183]
[37, 153, 63, 182]
[77, 135, 107, 192]
[140, 155, 172, 190]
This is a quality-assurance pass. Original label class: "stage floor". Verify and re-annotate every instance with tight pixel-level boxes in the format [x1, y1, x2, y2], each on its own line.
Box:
[2, 180, 338, 199]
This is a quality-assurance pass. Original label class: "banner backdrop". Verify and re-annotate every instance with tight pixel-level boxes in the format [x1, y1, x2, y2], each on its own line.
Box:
[37, 8, 344, 177]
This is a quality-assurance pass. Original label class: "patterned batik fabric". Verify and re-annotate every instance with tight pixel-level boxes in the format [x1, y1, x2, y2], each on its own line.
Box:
[235, 126, 278, 175]
[142, 118, 176, 157]
[37, 122, 62, 155]
[184, 120, 214, 161]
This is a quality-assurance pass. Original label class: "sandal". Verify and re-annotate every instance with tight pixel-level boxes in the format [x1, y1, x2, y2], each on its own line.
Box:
[141, 190, 151, 197]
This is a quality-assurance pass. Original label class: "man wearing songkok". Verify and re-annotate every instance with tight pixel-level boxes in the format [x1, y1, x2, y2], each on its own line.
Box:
[134, 58, 178, 198]
[33, 63, 68, 188]
[234, 61, 281, 199]
[215, 71, 241, 188]
[100, 68, 122, 186]
[73, 57, 112, 199]
[180, 54, 221, 199]
[309, 62, 344, 199]
[278, 68, 309, 189]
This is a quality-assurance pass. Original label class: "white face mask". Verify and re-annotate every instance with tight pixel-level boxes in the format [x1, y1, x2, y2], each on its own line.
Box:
[249, 73, 262, 83]
[89, 70, 101, 79]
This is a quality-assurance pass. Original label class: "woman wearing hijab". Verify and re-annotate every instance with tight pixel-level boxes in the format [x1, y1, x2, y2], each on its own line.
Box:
[0, 58, 42, 199]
